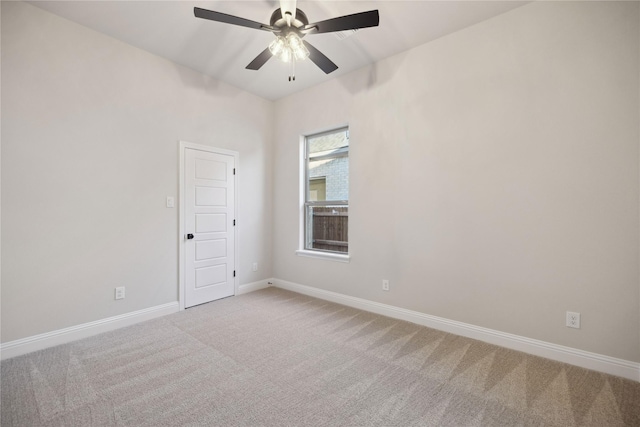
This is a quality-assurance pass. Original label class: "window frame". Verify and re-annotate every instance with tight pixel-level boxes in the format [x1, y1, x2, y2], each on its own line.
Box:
[296, 126, 351, 262]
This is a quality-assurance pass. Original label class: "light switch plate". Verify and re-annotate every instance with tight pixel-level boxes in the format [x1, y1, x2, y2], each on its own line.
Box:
[166, 197, 175, 208]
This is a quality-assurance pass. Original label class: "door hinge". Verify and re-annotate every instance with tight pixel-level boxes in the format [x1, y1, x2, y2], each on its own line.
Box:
[233, 270, 236, 277]
[233, 219, 236, 226]
[233, 168, 236, 175]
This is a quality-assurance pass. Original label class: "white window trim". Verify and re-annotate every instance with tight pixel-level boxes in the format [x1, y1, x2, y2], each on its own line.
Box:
[295, 249, 350, 262]
[297, 129, 351, 263]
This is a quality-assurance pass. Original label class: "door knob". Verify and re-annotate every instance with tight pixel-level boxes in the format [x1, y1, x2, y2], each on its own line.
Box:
[186, 233, 194, 240]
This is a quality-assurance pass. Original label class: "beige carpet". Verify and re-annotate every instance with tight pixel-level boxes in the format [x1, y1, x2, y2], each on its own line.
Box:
[1, 287, 639, 426]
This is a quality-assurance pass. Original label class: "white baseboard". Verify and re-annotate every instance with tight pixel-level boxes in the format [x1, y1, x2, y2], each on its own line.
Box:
[237, 279, 272, 295]
[273, 278, 640, 382]
[0, 302, 180, 360]
[1, 281, 271, 360]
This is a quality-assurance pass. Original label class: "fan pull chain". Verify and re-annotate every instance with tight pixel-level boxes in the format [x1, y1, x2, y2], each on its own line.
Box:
[289, 57, 296, 82]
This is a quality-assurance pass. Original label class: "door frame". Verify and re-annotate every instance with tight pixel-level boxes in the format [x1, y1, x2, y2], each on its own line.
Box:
[178, 141, 239, 311]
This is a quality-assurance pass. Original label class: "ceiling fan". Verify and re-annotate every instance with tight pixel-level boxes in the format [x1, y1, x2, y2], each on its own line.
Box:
[194, 1, 379, 81]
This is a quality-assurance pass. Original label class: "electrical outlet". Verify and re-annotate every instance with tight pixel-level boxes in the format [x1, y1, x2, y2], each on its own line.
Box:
[115, 287, 125, 300]
[566, 311, 580, 329]
[382, 279, 390, 291]
[252, 262, 258, 272]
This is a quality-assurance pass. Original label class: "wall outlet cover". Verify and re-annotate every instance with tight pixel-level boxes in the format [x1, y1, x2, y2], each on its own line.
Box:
[566, 311, 580, 329]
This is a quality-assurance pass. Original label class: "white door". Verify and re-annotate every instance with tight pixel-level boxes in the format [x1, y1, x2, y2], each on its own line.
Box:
[184, 148, 235, 308]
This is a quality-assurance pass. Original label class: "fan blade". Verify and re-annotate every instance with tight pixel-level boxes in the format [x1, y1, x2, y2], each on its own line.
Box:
[246, 48, 273, 70]
[194, 7, 271, 31]
[306, 10, 379, 34]
[303, 41, 338, 74]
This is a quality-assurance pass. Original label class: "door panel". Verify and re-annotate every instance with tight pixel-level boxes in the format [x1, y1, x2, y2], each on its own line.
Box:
[196, 239, 226, 260]
[195, 265, 226, 288]
[196, 187, 226, 206]
[195, 158, 227, 181]
[195, 213, 226, 233]
[185, 148, 235, 308]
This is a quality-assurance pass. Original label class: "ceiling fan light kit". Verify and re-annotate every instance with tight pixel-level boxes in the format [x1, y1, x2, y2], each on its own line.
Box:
[194, 1, 379, 81]
[269, 33, 309, 63]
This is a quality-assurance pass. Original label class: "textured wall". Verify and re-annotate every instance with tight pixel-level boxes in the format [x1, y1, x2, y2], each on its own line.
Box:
[2, 0, 639, 364]
[273, 1, 640, 362]
[1, 2, 274, 342]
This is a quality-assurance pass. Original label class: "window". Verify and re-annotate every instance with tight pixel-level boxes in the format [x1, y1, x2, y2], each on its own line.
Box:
[301, 127, 349, 258]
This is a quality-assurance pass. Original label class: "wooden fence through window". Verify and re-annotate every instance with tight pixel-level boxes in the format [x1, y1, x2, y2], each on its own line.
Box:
[311, 206, 348, 253]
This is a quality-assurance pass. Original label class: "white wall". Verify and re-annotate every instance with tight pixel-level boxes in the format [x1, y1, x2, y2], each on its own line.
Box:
[273, 1, 640, 362]
[1, 1, 273, 342]
[3, 0, 639, 365]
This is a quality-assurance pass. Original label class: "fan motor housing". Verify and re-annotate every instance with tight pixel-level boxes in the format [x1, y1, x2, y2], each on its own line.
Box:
[270, 8, 309, 29]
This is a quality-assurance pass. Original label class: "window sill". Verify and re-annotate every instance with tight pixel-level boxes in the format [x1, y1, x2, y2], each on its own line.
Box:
[295, 249, 350, 263]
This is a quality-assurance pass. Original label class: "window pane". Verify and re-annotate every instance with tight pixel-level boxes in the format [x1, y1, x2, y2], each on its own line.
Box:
[307, 129, 349, 155]
[303, 127, 349, 255]
[307, 129, 349, 202]
[305, 205, 348, 253]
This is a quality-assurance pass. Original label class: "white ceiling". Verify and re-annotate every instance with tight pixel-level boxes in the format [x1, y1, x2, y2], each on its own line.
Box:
[29, 1, 529, 100]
